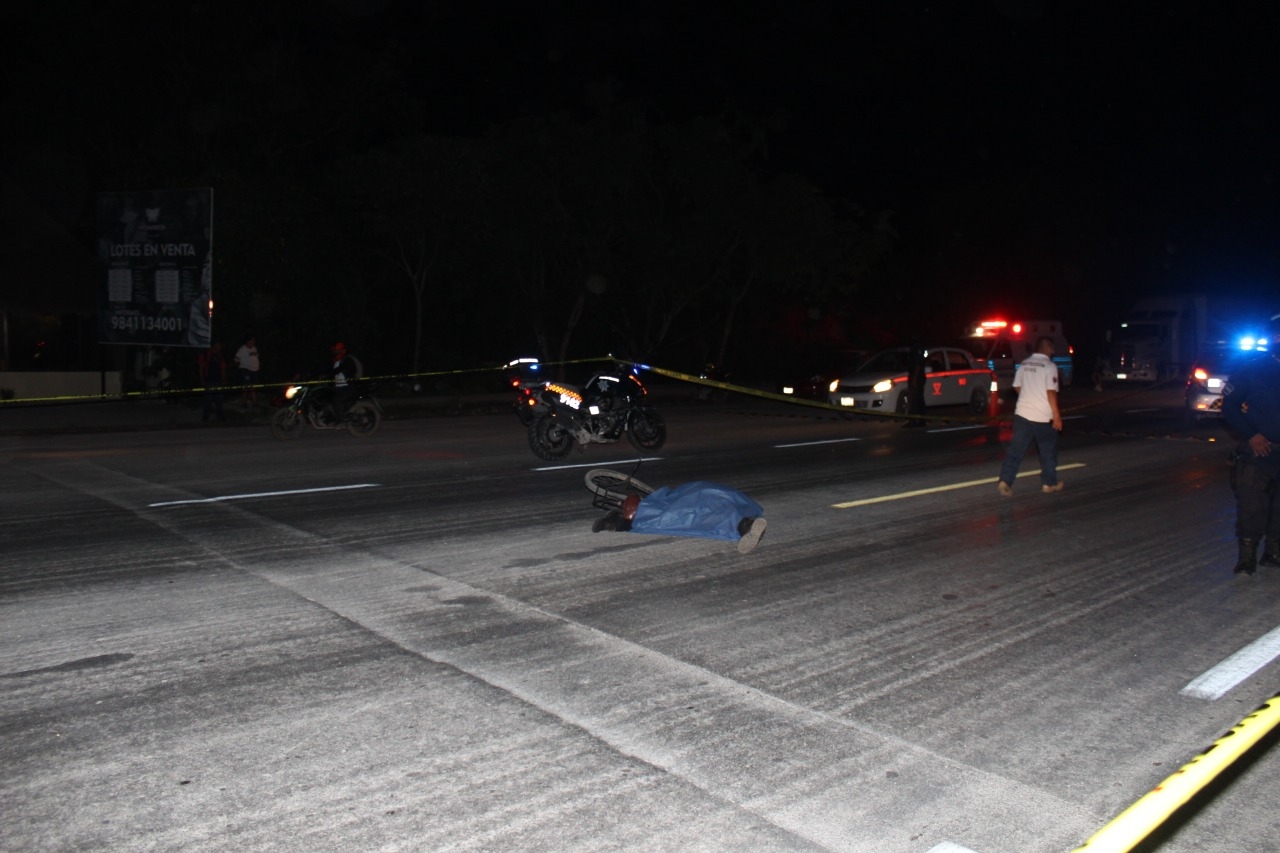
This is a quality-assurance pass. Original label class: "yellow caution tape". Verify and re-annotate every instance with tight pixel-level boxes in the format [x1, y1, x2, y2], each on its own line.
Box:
[627, 361, 1002, 424]
[0, 354, 1085, 427]
[1073, 690, 1280, 853]
[0, 358, 606, 407]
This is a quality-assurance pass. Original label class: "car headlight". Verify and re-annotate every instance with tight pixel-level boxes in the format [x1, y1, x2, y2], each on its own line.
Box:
[872, 379, 894, 394]
[828, 379, 839, 394]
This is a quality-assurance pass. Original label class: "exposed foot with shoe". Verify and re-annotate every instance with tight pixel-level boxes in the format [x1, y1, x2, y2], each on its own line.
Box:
[593, 511, 629, 533]
[737, 517, 767, 553]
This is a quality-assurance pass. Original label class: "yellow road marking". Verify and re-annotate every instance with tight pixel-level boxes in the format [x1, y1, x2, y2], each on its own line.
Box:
[832, 463, 1086, 508]
[1073, 691, 1280, 852]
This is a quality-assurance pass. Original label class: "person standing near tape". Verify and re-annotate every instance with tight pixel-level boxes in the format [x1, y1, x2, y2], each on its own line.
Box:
[902, 339, 928, 428]
[198, 341, 227, 423]
[1221, 313, 1280, 575]
[234, 333, 260, 407]
[997, 336, 1064, 496]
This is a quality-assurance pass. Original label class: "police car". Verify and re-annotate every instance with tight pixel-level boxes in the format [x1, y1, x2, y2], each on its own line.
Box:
[954, 318, 1074, 395]
[828, 346, 995, 414]
[1184, 339, 1270, 425]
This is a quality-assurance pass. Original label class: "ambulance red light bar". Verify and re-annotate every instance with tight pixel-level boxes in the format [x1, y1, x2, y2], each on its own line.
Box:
[972, 319, 1024, 337]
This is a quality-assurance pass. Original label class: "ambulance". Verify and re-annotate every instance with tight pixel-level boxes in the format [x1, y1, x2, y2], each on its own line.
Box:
[955, 318, 1074, 396]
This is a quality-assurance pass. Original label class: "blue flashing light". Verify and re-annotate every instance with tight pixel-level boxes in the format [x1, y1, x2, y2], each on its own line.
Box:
[1237, 335, 1270, 352]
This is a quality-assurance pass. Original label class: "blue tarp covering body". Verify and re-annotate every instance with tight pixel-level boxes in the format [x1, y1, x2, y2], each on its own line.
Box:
[629, 481, 763, 542]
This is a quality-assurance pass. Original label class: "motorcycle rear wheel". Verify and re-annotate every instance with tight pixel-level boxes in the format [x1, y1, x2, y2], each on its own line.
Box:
[626, 406, 666, 452]
[584, 468, 655, 512]
[528, 413, 575, 461]
[271, 408, 307, 441]
[346, 401, 381, 437]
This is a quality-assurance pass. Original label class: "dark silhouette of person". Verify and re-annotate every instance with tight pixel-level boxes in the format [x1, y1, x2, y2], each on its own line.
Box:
[198, 342, 227, 422]
[903, 339, 927, 427]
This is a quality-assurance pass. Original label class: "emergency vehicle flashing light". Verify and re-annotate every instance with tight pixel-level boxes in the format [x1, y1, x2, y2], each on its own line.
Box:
[972, 319, 1023, 337]
[1239, 335, 1269, 352]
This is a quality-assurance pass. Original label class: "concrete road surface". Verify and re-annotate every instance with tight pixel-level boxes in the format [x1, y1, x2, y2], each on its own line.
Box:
[3, 388, 1279, 852]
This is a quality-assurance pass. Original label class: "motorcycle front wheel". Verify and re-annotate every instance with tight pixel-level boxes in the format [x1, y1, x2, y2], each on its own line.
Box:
[346, 401, 381, 437]
[626, 406, 666, 452]
[271, 407, 307, 441]
[528, 413, 575, 461]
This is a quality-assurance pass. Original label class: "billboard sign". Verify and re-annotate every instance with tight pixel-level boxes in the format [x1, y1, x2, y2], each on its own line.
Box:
[97, 188, 214, 348]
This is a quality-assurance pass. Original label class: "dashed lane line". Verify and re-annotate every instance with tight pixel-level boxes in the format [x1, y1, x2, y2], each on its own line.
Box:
[831, 463, 1087, 509]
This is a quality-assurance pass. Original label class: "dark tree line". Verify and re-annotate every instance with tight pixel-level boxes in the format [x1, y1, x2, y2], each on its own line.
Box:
[2, 1, 895, 386]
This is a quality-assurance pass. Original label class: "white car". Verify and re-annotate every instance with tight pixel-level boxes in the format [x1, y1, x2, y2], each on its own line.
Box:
[829, 346, 996, 414]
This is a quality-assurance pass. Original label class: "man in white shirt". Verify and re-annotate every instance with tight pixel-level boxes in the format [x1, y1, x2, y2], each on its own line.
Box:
[997, 336, 1064, 495]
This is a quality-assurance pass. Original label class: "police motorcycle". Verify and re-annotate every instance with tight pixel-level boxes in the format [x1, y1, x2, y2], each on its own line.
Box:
[525, 364, 667, 461]
[270, 379, 382, 440]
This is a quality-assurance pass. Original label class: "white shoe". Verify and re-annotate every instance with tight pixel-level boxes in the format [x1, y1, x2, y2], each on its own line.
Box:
[738, 517, 767, 554]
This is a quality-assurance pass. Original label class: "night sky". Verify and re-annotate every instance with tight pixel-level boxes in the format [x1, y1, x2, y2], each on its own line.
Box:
[391, 1, 1279, 316]
[4, 0, 1278, 364]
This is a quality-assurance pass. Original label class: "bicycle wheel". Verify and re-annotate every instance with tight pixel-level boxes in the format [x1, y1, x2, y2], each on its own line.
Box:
[584, 468, 655, 512]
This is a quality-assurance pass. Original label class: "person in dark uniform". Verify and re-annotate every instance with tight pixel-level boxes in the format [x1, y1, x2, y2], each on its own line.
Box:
[1222, 313, 1280, 575]
[902, 339, 928, 427]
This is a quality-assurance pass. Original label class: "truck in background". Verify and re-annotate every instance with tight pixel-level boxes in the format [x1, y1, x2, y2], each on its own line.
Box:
[955, 318, 1074, 397]
[1104, 294, 1270, 384]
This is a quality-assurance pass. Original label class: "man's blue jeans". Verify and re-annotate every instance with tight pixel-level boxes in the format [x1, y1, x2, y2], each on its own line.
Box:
[999, 415, 1059, 487]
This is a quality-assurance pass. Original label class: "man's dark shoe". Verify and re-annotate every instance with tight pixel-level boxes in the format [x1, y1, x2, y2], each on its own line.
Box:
[1235, 538, 1259, 575]
[593, 512, 620, 533]
[1260, 543, 1280, 568]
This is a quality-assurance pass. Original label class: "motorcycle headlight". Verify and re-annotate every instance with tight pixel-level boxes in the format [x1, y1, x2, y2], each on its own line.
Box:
[285, 385, 302, 400]
[872, 379, 894, 394]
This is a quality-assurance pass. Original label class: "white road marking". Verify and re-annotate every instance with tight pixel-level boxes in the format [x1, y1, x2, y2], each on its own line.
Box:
[927, 424, 988, 433]
[774, 437, 863, 448]
[927, 843, 981, 853]
[832, 463, 1086, 509]
[534, 457, 662, 472]
[1180, 625, 1280, 700]
[148, 483, 380, 508]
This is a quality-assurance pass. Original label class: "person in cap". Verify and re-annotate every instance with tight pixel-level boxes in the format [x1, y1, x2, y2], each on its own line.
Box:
[593, 481, 768, 554]
[1221, 312, 1280, 575]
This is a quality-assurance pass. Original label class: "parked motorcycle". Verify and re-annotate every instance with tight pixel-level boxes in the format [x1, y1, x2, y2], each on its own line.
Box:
[271, 381, 383, 440]
[526, 368, 666, 461]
